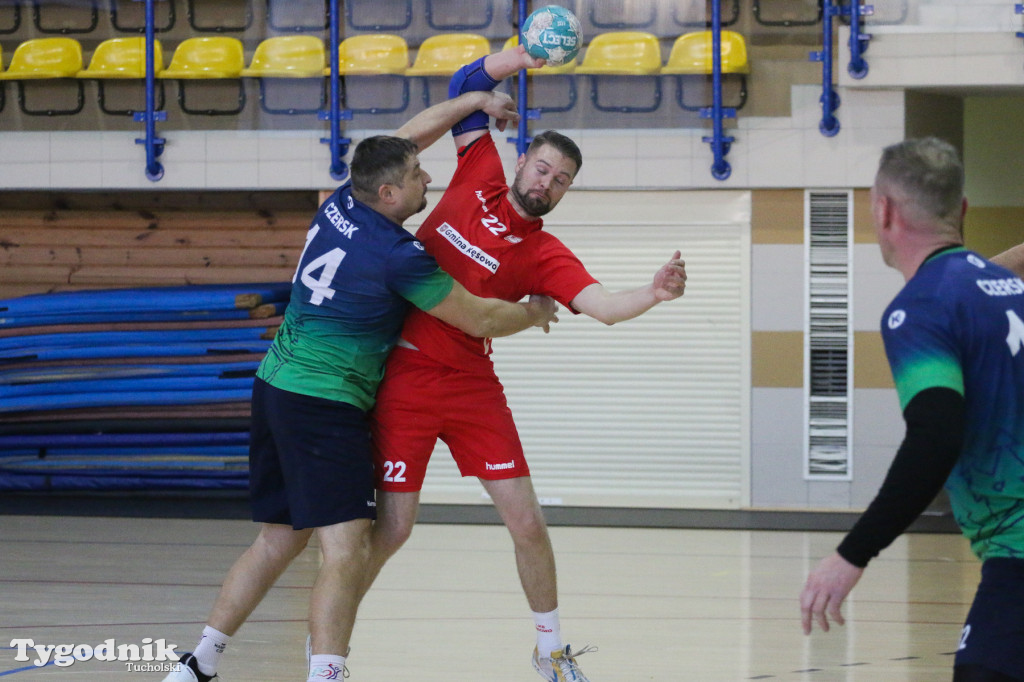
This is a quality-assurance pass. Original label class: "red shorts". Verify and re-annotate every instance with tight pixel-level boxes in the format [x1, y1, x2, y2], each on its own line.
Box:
[369, 346, 529, 492]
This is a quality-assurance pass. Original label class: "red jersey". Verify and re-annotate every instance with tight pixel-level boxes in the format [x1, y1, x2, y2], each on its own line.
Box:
[400, 133, 598, 374]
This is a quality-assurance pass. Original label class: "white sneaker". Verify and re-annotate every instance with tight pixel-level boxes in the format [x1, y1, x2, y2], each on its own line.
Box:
[161, 653, 218, 682]
[532, 644, 596, 682]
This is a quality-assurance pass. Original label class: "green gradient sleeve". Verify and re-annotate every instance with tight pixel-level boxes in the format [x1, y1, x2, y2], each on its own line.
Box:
[890, 355, 964, 411]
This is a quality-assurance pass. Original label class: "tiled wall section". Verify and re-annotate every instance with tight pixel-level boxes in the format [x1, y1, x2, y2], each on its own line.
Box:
[0, 86, 904, 191]
[749, 186, 908, 509]
[839, 28, 1024, 89]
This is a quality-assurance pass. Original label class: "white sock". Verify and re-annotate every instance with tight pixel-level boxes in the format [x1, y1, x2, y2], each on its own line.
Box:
[308, 654, 347, 681]
[533, 607, 562, 657]
[193, 625, 230, 676]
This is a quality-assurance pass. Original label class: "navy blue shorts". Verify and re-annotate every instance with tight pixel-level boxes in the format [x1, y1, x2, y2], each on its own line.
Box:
[249, 378, 376, 530]
[955, 557, 1024, 679]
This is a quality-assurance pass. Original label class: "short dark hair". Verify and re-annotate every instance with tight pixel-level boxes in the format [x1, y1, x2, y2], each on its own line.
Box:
[877, 137, 964, 223]
[527, 130, 583, 176]
[350, 135, 419, 198]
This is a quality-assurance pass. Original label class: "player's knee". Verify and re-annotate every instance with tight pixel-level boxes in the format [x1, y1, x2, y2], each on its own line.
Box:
[371, 515, 414, 557]
[319, 529, 371, 568]
[256, 525, 311, 562]
[506, 508, 549, 544]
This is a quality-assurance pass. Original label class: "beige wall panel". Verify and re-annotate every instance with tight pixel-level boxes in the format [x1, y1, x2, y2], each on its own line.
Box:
[751, 331, 803, 388]
[965, 207, 1024, 258]
[751, 190, 804, 244]
[854, 331, 894, 389]
[852, 188, 875, 244]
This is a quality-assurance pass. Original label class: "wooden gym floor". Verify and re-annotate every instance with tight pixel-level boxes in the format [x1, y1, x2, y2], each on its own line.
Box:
[0, 511, 976, 681]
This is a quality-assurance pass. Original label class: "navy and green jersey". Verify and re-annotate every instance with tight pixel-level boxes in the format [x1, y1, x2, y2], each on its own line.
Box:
[882, 247, 1024, 560]
[257, 183, 454, 411]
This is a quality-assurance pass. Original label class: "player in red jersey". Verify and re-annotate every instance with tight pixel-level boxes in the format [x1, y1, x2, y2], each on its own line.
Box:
[365, 44, 688, 681]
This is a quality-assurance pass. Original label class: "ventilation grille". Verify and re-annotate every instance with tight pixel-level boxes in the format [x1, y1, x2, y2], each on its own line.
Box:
[805, 190, 853, 479]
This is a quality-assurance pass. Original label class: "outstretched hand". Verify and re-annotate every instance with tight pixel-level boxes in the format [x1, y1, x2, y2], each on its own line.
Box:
[527, 294, 559, 333]
[799, 552, 864, 635]
[512, 43, 547, 70]
[653, 251, 687, 301]
[480, 91, 520, 133]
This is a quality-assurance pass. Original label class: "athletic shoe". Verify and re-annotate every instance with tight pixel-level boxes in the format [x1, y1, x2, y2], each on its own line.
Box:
[531, 644, 596, 682]
[161, 653, 218, 682]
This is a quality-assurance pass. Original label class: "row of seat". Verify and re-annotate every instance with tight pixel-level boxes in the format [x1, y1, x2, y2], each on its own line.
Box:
[0, 31, 749, 116]
[0, 31, 749, 81]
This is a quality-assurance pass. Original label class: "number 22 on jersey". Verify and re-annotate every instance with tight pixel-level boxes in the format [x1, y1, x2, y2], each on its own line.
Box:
[294, 224, 347, 306]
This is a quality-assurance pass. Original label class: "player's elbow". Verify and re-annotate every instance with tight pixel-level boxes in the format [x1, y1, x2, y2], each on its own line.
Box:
[582, 308, 619, 326]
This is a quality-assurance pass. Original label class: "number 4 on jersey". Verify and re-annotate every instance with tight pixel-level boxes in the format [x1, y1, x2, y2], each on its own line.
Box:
[293, 224, 347, 306]
[1007, 310, 1024, 356]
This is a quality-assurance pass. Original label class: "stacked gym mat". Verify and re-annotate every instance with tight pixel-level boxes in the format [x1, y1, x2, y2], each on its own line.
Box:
[0, 282, 290, 491]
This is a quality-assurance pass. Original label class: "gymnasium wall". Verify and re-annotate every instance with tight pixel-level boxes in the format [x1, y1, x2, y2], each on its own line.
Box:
[2, 0, 1021, 511]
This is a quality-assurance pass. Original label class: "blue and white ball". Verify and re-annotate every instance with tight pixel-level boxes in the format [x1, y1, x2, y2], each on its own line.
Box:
[520, 5, 582, 67]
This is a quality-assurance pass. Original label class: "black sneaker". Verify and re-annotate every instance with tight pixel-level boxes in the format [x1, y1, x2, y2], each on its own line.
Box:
[161, 653, 218, 682]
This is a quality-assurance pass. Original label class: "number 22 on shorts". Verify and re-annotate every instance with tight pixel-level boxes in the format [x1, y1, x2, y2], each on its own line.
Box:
[382, 460, 407, 483]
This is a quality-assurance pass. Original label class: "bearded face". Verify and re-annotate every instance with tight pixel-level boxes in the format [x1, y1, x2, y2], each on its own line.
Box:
[509, 145, 577, 219]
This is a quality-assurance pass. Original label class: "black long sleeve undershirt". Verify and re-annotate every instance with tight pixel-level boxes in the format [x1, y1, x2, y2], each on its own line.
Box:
[836, 386, 966, 568]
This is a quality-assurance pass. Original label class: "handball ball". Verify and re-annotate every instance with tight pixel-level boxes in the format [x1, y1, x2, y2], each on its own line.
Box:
[520, 5, 583, 67]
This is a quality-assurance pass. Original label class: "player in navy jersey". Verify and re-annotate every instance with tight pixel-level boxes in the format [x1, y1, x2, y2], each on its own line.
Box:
[800, 137, 1024, 682]
[162, 91, 558, 682]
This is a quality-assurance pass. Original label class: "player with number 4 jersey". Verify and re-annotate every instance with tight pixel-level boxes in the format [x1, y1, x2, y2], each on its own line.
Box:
[160, 91, 559, 682]
[256, 182, 454, 411]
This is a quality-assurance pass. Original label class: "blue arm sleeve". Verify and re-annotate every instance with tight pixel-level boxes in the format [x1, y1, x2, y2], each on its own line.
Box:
[448, 55, 499, 136]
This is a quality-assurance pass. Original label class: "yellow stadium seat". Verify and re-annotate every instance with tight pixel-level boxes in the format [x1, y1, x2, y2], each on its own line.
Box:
[0, 38, 84, 115]
[160, 37, 244, 79]
[661, 31, 749, 112]
[78, 37, 164, 79]
[661, 31, 750, 75]
[573, 32, 662, 113]
[329, 34, 409, 76]
[574, 31, 662, 76]
[324, 34, 411, 114]
[159, 37, 245, 115]
[0, 37, 82, 79]
[241, 35, 325, 78]
[76, 37, 165, 116]
[405, 33, 490, 77]
[240, 36, 325, 115]
[405, 33, 491, 107]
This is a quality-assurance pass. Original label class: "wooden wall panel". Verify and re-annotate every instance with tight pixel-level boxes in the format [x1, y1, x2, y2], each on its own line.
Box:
[0, 198, 313, 298]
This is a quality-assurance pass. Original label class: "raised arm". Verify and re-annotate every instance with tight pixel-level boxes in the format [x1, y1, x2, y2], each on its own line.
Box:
[426, 282, 558, 338]
[571, 251, 686, 325]
[991, 243, 1024, 278]
[449, 44, 544, 149]
[394, 90, 519, 153]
